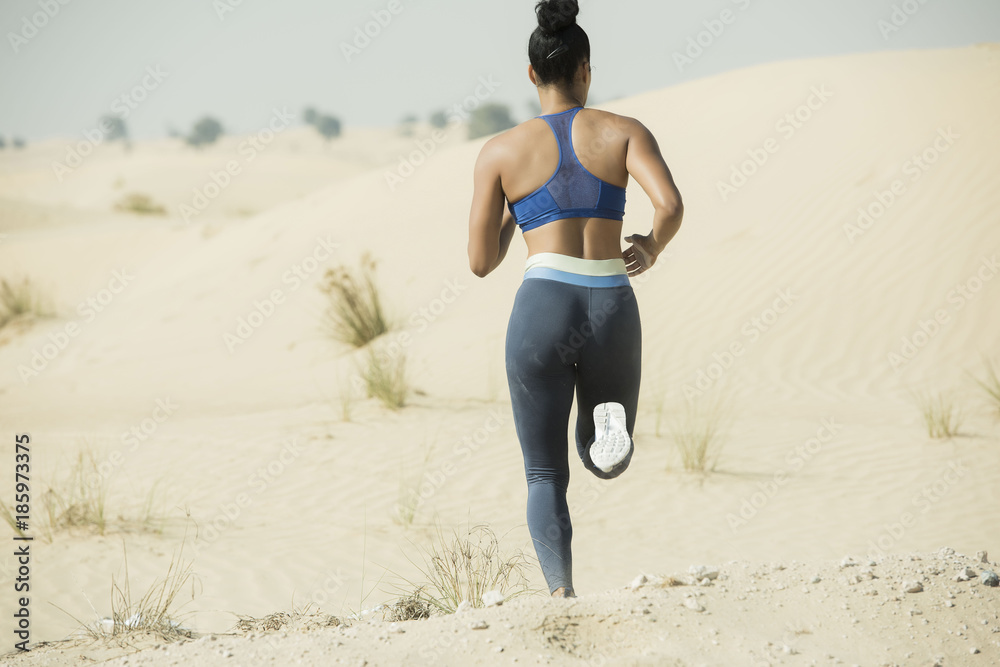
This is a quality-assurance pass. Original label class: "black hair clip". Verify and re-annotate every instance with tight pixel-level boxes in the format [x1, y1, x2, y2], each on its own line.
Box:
[547, 43, 569, 59]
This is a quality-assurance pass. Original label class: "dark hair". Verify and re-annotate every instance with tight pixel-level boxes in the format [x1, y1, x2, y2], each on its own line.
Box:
[528, 0, 590, 87]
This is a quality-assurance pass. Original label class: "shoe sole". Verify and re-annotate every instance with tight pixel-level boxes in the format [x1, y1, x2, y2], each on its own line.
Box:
[590, 402, 630, 473]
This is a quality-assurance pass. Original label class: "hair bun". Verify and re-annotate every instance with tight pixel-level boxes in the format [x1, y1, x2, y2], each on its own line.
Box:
[535, 0, 579, 35]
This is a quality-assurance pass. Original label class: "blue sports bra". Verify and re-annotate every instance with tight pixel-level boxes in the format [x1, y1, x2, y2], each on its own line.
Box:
[507, 107, 627, 233]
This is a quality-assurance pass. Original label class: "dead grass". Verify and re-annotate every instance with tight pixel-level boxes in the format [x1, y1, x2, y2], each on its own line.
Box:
[969, 355, 1000, 416]
[361, 346, 408, 410]
[914, 390, 963, 439]
[234, 604, 341, 634]
[319, 254, 392, 348]
[0, 446, 171, 542]
[668, 394, 734, 473]
[55, 539, 198, 645]
[396, 523, 536, 615]
[115, 193, 167, 216]
[0, 276, 52, 329]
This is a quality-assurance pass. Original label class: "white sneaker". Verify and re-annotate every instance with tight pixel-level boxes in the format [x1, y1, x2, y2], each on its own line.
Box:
[590, 402, 631, 473]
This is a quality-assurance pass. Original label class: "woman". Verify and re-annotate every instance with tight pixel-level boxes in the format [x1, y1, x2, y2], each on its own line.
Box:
[467, 0, 684, 598]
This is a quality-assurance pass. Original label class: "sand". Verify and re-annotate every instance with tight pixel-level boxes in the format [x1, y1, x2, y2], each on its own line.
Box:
[0, 44, 999, 666]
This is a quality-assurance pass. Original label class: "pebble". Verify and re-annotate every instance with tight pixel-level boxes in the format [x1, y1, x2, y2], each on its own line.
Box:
[970, 647, 980, 654]
[456, 601, 472, 613]
[482, 590, 505, 607]
[945, 601, 955, 608]
[630, 574, 648, 590]
[683, 597, 705, 612]
[981, 571, 999, 587]
[840, 556, 857, 569]
[977, 550, 989, 564]
[689, 565, 719, 580]
[470, 620, 489, 630]
[902, 581, 924, 594]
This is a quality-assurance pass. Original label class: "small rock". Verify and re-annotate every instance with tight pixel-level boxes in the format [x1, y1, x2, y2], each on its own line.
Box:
[456, 600, 472, 613]
[689, 565, 719, 580]
[981, 571, 999, 587]
[977, 550, 989, 564]
[470, 620, 489, 630]
[494, 646, 505, 653]
[388, 623, 405, 634]
[810, 575, 822, 584]
[945, 600, 955, 608]
[902, 580, 924, 594]
[939, 547, 956, 558]
[683, 597, 705, 612]
[630, 574, 648, 590]
[840, 556, 857, 569]
[970, 647, 980, 654]
[482, 590, 505, 607]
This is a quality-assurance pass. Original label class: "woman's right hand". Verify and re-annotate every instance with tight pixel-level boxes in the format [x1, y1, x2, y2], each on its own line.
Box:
[623, 232, 659, 276]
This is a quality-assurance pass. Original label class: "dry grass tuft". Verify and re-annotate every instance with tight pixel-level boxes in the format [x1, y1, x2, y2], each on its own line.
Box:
[668, 394, 733, 473]
[969, 355, 1000, 416]
[0, 276, 51, 329]
[399, 524, 535, 614]
[362, 346, 408, 410]
[234, 604, 341, 634]
[382, 591, 432, 622]
[115, 193, 167, 216]
[914, 391, 963, 439]
[319, 254, 392, 348]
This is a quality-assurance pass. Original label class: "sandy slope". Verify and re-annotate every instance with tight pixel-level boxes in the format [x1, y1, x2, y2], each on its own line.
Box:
[0, 44, 999, 665]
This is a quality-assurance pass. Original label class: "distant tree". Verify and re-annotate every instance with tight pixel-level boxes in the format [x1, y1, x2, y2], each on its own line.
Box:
[315, 114, 342, 141]
[429, 110, 448, 129]
[100, 115, 131, 151]
[399, 113, 418, 137]
[303, 107, 319, 125]
[12, 137, 25, 149]
[186, 116, 224, 148]
[526, 99, 542, 118]
[468, 103, 516, 140]
[166, 125, 182, 139]
[0, 136, 5, 150]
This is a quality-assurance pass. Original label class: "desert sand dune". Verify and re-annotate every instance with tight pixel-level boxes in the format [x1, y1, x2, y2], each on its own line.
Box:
[0, 44, 998, 666]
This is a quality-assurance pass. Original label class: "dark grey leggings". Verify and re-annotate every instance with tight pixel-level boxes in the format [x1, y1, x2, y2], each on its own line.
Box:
[504, 276, 641, 594]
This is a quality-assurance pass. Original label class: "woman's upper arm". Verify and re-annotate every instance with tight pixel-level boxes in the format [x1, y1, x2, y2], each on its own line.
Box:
[624, 119, 683, 214]
[468, 140, 507, 275]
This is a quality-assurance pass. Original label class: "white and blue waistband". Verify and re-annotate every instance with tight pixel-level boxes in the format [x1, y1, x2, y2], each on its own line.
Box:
[523, 252, 630, 288]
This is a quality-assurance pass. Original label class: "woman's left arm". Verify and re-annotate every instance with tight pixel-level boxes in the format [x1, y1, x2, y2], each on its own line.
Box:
[468, 140, 516, 277]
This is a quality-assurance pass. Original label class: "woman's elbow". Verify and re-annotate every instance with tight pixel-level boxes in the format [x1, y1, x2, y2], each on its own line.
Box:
[468, 248, 491, 278]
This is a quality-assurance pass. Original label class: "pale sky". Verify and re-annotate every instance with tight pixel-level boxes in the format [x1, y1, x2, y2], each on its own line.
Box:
[1, 0, 998, 141]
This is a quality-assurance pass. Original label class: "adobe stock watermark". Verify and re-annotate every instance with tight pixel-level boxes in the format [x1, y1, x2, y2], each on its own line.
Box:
[224, 235, 339, 353]
[17, 269, 135, 384]
[52, 66, 169, 183]
[7, 0, 73, 54]
[340, 0, 405, 63]
[399, 409, 506, 515]
[682, 288, 799, 399]
[384, 75, 502, 191]
[193, 437, 305, 553]
[727, 418, 843, 532]
[887, 253, 998, 372]
[213, 0, 248, 21]
[84, 399, 180, 485]
[180, 107, 295, 223]
[843, 127, 959, 244]
[866, 458, 965, 559]
[672, 0, 754, 73]
[717, 85, 834, 203]
[877, 0, 934, 40]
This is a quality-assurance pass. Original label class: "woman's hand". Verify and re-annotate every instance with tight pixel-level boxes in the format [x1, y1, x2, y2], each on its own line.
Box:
[623, 232, 659, 276]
